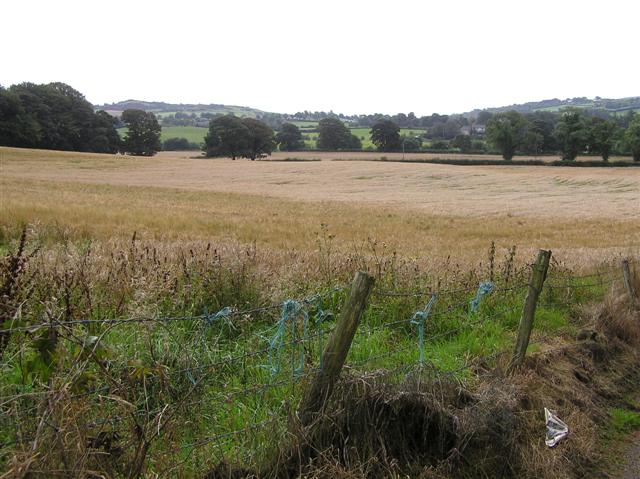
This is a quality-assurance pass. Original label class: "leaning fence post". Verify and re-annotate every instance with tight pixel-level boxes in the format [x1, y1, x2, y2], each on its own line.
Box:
[298, 271, 374, 426]
[508, 249, 552, 373]
[622, 259, 638, 307]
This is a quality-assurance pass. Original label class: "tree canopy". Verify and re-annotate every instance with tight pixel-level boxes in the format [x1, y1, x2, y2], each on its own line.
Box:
[242, 118, 276, 160]
[121, 109, 162, 156]
[0, 82, 120, 153]
[317, 118, 361, 150]
[275, 123, 305, 151]
[203, 115, 275, 159]
[485, 111, 529, 160]
[624, 113, 640, 162]
[588, 118, 617, 161]
[204, 115, 250, 160]
[370, 120, 401, 152]
[554, 109, 589, 161]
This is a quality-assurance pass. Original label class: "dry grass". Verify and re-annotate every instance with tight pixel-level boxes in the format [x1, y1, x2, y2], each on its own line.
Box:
[1, 147, 639, 266]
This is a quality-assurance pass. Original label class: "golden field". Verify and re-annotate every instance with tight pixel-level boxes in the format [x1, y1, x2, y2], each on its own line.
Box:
[1, 146, 639, 266]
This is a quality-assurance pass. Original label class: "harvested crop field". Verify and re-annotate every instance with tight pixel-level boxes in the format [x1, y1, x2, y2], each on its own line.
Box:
[1, 147, 639, 264]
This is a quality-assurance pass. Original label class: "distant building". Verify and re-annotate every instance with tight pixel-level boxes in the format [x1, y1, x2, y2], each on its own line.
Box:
[459, 124, 486, 136]
[473, 124, 486, 135]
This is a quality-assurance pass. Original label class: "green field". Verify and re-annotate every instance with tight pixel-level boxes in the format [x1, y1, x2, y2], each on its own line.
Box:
[302, 127, 427, 150]
[118, 125, 430, 151]
[118, 126, 208, 145]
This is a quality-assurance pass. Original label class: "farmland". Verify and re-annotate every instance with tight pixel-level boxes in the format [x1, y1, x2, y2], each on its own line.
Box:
[116, 123, 432, 150]
[1, 147, 638, 262]
[1, 146, 639, 478]
[116, 125, 208, 144]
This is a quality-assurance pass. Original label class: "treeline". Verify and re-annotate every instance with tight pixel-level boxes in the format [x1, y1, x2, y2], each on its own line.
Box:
[0, 83, 121, 153]
[485, 109, 640, 161]
[204, 111, 640, 161]
[0, 83, 166, 156]
[1, 82, 638, 160]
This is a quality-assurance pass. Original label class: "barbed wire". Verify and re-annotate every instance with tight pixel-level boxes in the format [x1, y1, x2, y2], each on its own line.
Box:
[0, 286, 348, 335]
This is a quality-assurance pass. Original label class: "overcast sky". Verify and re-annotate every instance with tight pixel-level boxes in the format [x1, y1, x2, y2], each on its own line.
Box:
[2, 0, 638, 116]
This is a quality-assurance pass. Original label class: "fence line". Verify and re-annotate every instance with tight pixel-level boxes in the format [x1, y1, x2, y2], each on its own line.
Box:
[1, 257, 633, 475]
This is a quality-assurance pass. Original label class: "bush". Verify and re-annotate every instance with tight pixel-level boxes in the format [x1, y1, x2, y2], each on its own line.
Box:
[163, 137, 200, 151]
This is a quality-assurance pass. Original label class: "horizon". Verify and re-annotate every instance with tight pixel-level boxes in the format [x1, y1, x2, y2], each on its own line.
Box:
[94, 94, 640, 117]
[2, 0, 639, 116]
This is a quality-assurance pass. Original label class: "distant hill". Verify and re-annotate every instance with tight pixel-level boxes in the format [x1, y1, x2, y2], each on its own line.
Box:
[95, 100, 267, 118]
[96, 96, 640, 120]
[466, 96, 640, 117]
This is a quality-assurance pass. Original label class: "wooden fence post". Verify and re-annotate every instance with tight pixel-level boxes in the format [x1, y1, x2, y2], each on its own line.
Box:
[508, 249, 552, 373]
[622, 259, 638, 307]
[299, 271, 374, 426]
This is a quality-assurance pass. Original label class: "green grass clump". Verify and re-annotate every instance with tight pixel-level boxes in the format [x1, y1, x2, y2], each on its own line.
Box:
[609, 408, 640, 435]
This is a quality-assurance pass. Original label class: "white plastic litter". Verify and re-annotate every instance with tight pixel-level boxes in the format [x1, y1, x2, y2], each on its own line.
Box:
[544, 408, 569, 447]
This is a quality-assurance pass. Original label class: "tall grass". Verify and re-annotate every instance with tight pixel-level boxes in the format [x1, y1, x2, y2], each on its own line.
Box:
[0, 229, 626, 476]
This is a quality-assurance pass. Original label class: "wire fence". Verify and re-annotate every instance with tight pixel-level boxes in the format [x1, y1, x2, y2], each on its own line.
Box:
[0, 259, 633, 475]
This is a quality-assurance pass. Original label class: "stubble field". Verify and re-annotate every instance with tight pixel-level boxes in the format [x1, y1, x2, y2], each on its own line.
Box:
[1, 146, 638, 266]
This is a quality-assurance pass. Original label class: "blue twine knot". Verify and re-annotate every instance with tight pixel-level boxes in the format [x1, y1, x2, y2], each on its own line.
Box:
[267, 300, 309, 377]
[470, 282, 495, 313]
[205, 306, 232, 325]
[410, 294, 437, 364]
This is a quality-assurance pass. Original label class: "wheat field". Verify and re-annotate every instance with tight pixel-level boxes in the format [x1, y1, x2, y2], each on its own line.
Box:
[1, 146, 639, 265]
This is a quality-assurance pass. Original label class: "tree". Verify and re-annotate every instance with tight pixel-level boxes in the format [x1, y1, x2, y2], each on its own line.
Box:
[275, 123, 305, 151]
[476, 110, 494, 125]
[241, 118, 275, 160]
[554, 109, 589, 161]
[347, 133, 362, 150]
[204, 115, 250, 159]
[370, 120, 401, 152]
[452, 134, 472, 152]
[88, 110, 121, 153]
[526, 112, 558, 153]
[485, 111, 529, 160]
[0, 86, 39, 147]
[588, 118, 617, 161]
[401, 135, 422, 152]
[624, 113, 640, 162]
[121, 109, 161, 156]
[317, 117, 358, 150]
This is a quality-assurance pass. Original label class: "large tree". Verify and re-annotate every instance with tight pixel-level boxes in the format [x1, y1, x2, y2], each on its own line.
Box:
[204, 115, 250, 159]
[588, 117, 617, 161]
[275, 123, 305, 151]
[485, 111, 529, 160]
[554, 109, 589, 161]
[370, 120, 401, 151]
[121, 109, 162, 156]
[624, 113, 640, 162]
[317, 117, 361, 150]
[241, 118, 275, 160]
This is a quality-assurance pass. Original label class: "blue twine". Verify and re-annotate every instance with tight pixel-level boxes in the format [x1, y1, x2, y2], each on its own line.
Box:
[205, 306, 232, 326]
[470, 282, 495, 313]
[410, 294, 437, 364]
[267, 300, 309, 377]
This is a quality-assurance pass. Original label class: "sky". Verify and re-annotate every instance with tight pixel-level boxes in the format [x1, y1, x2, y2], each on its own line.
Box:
[2, 0, 639, 116]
